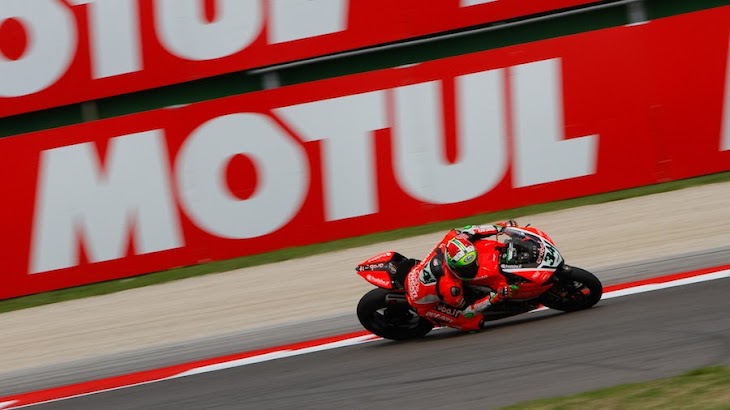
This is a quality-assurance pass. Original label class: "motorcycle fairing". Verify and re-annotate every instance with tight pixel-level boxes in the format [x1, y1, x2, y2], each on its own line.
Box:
[500, 228, 564, 272]
[359, 270, 395, 289]
[501, 267, 555, 286]
[356, 251, 415, 290]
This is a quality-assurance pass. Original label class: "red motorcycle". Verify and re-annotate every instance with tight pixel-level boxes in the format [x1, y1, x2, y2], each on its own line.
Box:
[355, 224, 603, 340]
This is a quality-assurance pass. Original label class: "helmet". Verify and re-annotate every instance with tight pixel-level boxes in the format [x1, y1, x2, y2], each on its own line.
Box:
[445, 236, 479, 280]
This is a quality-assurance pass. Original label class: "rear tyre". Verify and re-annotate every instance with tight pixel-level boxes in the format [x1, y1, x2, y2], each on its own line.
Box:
[357, 288, 433, 340]
[539, 266, 603, 312]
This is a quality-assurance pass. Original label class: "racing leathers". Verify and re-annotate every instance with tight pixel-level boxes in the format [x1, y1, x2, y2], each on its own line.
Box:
[404, 222, 520, 331]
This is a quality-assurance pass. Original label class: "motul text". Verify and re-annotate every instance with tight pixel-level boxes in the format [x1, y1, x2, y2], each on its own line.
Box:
[1, 7, 729, 299]
[0, 0, 603, 117]
[29, 57, 597, 274]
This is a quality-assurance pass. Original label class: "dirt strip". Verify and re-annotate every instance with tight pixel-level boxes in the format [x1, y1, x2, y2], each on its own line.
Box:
[1, 182, 728, 374]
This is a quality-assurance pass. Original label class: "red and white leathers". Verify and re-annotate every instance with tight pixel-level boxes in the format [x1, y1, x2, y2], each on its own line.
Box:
[404, 223, 520, 331]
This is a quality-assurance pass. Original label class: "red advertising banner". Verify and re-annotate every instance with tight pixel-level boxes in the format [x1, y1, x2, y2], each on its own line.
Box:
[1, 7, 729, 299]
[0, 0, 603, 118]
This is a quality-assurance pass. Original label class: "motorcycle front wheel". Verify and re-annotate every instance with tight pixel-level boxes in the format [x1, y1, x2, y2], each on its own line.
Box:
[539, 266, 603, 312]
[356, 288, 433, 341]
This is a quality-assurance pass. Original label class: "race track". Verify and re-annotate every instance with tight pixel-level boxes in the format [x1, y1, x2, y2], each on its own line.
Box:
[4, 181, 730, 408]
[22, 270, 730, 409]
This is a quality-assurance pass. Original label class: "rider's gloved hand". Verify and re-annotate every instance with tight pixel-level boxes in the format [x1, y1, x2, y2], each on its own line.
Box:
[489, 285, 519, 303]
[500, 284, 519, 298]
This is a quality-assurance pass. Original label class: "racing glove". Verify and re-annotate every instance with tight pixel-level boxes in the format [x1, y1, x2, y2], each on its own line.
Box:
[489, 285, 520, 304]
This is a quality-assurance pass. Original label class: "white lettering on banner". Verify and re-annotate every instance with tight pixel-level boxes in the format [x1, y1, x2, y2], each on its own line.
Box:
[721, 32, 730, 151]
[269, 0, 347, 44]
[512, 58, 598, 187]
[176, 114, 309, 239]
[0, 0, 76, 97]
[68, 0, 142, 79]
[276, 91, 386, 221]
[30, 131, 182, 274]
[1, 0, 350, 97]
[392, 69, 508, 204]
[29, 59, 600, 273]
[461, 0, 498, 6]
[155, 0, 263, 61]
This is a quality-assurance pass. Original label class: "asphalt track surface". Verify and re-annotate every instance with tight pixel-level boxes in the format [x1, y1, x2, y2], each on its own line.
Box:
[26, 276, 730, 409]
[9, 251, 730, 409]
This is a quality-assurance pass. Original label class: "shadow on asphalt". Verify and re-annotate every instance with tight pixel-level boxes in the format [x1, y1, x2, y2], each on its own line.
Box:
[361, 308, 602, 348]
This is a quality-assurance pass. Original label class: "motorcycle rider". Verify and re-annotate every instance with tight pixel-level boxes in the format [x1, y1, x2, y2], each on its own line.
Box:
[404, 220, 522, 331]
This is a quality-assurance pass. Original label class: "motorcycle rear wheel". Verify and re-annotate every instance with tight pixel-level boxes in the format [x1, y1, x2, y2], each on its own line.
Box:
[539, 266, 603, 312]
[357, 288, 433, 340]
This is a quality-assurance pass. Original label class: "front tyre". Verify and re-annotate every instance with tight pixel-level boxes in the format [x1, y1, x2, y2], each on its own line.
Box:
[357, 288, 433, 341]
[539, 266, 603, 312]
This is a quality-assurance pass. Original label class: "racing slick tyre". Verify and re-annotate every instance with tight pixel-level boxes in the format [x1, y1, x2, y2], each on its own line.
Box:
[357, 288, 433, 341]
[539, 266, 603, 312]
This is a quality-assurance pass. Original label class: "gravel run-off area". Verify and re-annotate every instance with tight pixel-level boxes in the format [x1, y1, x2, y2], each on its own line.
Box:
[1, 181, 728, 374]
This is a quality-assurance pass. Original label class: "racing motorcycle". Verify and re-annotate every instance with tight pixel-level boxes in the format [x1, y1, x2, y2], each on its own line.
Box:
[355, 224, 603, 340]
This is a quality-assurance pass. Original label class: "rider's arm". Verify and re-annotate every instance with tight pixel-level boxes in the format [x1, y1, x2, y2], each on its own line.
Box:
[460, 284, 520, 317]
[455, 220, 518, 241]
[460, 294, 495, 318]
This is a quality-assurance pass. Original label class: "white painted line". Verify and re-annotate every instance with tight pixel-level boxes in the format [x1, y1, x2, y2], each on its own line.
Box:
[172, 270, 730, 379]
[529, 269, 730, 313]
[602, 269, 730, 299]
[4, 269, 729, 408]
[171, 334, 380, 378]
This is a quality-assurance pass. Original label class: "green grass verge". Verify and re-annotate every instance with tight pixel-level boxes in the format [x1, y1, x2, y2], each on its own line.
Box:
[501, 366, 730, 410]
[2, 171, 730, 314]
